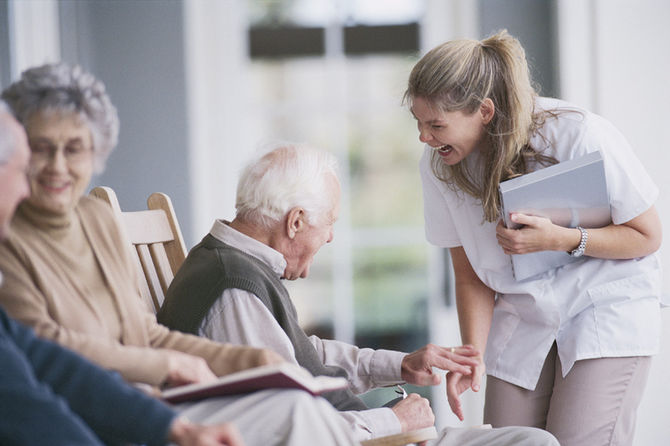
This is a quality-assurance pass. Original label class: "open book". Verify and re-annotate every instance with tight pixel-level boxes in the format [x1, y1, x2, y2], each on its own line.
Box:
[162, 363, 348, 404]
[499, 150, 611, 280]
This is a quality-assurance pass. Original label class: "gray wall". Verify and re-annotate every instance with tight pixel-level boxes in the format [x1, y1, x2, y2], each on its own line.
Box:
[479, 0, 558, 97]
[0, 1, 10, 89]
[60, 0, 194, 246]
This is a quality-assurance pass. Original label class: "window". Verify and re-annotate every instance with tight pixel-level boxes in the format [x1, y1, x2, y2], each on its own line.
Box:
[246, 0, 430, 406]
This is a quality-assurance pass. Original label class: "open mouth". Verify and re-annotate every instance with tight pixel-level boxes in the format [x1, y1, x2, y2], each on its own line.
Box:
[432, 144, 453, 154]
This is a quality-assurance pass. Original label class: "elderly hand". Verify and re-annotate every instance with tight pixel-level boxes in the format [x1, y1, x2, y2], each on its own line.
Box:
[169, 417, 245, 446]
[391, 393, 435, 433]
[164, 350, 218, 387]
[401, 344, 479, 386]
[446, 354, 486, 421]
[495, 213, 572, 255]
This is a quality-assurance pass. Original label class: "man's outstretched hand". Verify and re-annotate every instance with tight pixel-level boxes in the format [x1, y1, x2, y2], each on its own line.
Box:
[401, 344, 479, 386]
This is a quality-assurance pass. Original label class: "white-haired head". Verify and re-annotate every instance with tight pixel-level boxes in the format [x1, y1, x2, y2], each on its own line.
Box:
[235, 142, 339, 230]
[1, 62, 119, 174]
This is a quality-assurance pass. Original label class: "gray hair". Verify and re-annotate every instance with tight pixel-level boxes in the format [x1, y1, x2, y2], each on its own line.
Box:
[1, 62, 119, 173]
[235, 142, 339, 230]
[0, 100, 17, 164]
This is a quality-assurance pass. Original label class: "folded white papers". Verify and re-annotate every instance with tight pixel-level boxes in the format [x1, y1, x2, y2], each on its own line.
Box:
[499, 151, 611, 280]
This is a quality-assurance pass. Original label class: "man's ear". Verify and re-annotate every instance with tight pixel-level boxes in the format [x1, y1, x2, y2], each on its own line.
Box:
[480, 98, 495, 125]
[285, 207, 305, 240]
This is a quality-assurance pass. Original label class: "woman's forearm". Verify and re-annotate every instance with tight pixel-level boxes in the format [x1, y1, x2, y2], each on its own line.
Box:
[501, 205, 662, 260]
[559, 206, 662, 259]
[455, 281, 495, 352]
[449, 247, 495, 352]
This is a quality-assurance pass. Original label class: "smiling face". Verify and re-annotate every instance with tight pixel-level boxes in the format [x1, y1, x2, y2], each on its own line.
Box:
[24, 111, 94, 215]
[281, 173, 340, 280]
[411, 96, 494, 165]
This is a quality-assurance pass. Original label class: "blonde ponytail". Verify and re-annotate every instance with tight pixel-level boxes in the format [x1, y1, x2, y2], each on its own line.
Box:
[405, 30, 556, 221]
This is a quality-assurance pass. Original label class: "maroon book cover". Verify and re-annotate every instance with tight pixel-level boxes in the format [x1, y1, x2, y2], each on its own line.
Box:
[162, 364, 348, 404]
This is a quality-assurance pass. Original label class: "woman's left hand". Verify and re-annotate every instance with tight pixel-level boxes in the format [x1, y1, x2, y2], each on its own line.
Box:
[445, 354, 485, 421]
[495, 213, 573, 255]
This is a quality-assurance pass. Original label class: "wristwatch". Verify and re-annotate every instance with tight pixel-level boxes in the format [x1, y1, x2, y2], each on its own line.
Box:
[569, 226, 588, 257]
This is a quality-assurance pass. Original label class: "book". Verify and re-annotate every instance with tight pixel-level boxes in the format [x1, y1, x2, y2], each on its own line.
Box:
[161, 362, 348, 404]
[499, 150, 611, 281]
[360, 426, 438, 446]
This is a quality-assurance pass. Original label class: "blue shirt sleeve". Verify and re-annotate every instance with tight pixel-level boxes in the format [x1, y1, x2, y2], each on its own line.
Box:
[0, 308, 176, 446]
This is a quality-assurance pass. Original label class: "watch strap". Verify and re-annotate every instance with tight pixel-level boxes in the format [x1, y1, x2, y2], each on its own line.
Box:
[569, 226, 588, 257]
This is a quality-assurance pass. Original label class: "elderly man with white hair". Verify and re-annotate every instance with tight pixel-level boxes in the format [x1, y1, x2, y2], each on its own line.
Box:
[158, 143, 559, 446]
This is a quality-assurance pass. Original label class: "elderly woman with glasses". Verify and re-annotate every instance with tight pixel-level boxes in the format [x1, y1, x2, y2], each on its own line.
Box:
[0, 62, 357, 446]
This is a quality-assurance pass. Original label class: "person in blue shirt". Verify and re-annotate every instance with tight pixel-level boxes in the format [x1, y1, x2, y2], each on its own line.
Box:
[0, 305, 211, 446]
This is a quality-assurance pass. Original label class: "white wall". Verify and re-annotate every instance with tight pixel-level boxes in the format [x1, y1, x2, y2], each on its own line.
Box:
[183, 0, 253, 243]
[558, 1, 670, 444]
[594, 3, 670, 444]
[5, 0, 61, 79]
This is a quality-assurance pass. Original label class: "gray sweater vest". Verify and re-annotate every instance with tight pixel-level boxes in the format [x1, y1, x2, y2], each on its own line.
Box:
[158, 234, 368, 411]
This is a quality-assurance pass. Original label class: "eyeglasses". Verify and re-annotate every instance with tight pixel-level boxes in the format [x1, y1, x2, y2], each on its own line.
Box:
[29, 141, 92, 164]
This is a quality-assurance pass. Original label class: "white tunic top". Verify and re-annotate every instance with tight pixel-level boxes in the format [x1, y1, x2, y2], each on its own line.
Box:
[421, 97, 663, 390]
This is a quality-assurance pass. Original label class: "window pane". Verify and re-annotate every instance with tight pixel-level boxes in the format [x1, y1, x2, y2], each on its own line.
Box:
[248, 0, 333, 27]
[248, 0, 424, 27]
[345, 56, 423, 227]
[353, 244, 429, 350]
[246, 4, 432, 412]
[285, 244, 335, 337]
[344, 0, 423, 25]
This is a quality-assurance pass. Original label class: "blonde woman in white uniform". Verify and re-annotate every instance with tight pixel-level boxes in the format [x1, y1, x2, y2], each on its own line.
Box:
[404, 30, 663, 446]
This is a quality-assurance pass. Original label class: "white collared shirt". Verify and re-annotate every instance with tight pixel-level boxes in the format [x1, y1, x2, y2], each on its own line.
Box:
[421, 97, 664, 390]
[198, 220, 406, 440]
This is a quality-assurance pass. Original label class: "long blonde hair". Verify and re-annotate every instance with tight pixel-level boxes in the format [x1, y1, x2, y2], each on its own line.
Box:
[404, 30, 556, 222]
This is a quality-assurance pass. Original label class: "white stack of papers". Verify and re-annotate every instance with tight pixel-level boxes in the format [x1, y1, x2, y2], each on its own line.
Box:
[499, 151, 611, 280]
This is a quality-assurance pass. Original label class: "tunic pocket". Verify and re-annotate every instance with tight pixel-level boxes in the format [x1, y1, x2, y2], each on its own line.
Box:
[586, 271, 661, 306]
[586, 271, 662, 352]
[485, 297, 520, 366]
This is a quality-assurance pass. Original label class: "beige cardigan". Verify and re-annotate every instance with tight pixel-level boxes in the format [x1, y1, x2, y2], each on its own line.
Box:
[0, 196, 267, 386]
